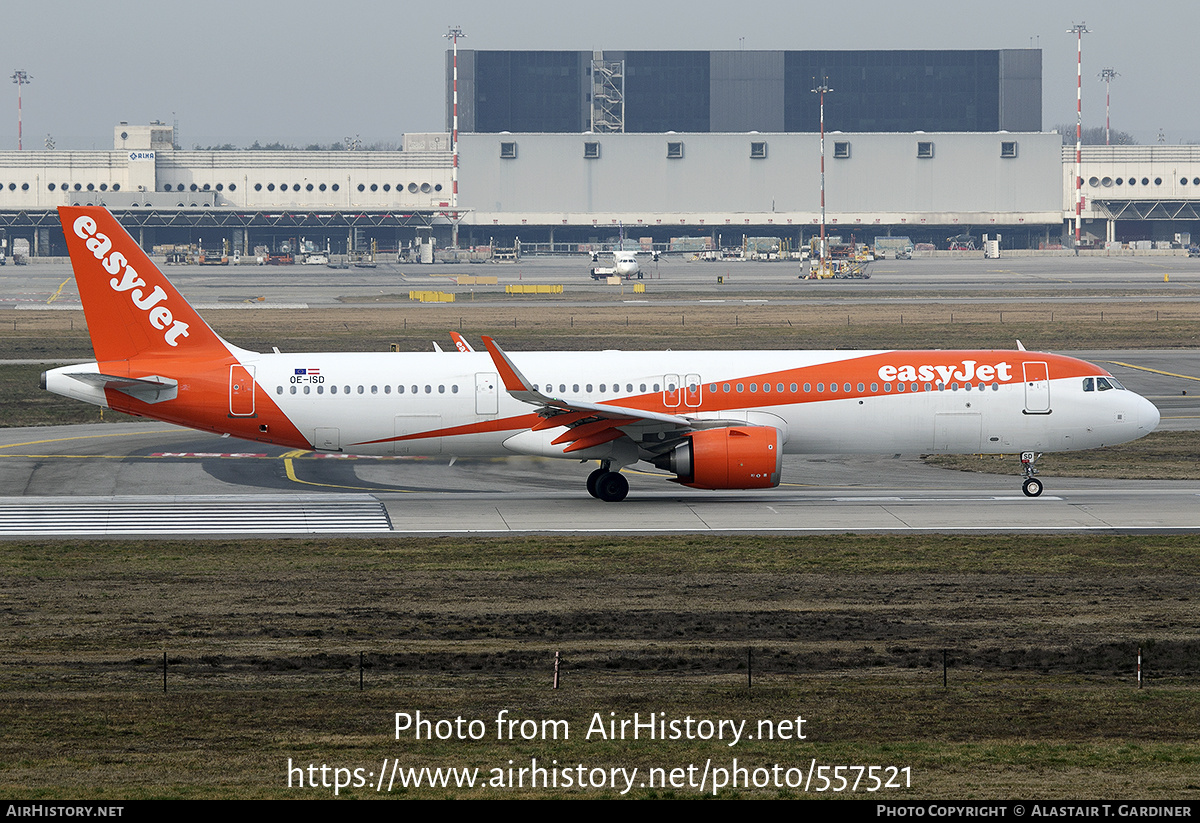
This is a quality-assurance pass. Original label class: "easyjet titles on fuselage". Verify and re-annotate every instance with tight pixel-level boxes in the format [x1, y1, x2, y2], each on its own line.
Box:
[71, 214, 191, 347]
[877, 359, 1014, 385]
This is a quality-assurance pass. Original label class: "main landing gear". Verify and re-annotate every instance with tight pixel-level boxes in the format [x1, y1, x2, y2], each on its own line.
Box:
[1020, 451, 1043, 497]
[587, 464, 629, 502]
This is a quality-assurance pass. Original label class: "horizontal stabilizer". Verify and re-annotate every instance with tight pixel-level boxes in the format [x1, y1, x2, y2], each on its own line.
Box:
[64, 372, 178, 404]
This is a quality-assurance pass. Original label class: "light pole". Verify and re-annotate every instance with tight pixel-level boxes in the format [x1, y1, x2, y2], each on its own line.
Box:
[812, 79, 832, 274]
[1099, 67, 1118, 145]
[11, 70, 30, 151]
[1068, 23, 1090, 248]
[444, 25, 465, 249]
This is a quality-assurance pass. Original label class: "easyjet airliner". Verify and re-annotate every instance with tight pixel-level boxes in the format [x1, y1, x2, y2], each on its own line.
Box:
[44, 207, 1159, 502]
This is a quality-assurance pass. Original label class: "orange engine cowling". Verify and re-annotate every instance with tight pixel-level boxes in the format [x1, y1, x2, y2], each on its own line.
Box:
[654, 426, 783, 490]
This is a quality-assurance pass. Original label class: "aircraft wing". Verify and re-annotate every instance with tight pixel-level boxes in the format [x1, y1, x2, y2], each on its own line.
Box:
[482, 336, 700, 453]
[482, 336, 688, 424]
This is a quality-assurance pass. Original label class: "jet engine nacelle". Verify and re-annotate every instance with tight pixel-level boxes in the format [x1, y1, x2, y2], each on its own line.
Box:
[654, 426, 783, 490]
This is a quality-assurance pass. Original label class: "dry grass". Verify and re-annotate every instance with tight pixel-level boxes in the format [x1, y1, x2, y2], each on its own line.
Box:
[5, 301, 1200, 359]
[2, 535, 1199, 798]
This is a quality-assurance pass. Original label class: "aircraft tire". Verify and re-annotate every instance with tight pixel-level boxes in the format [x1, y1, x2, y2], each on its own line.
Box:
[1022, 478, 1043, 498]
[596, 471, 629, 503]
[586, 468, 607, 499]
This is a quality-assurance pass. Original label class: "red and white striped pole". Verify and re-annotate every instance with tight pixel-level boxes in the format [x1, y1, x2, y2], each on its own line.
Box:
[11, 71, 30, 151]
[1099, 68, 1118, 146]
[1069, 23, 1089, 247]
[444, 26, 465, 249]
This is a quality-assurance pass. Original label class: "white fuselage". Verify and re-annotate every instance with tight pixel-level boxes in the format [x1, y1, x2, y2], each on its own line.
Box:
[227, 349, 1156, 459]
[613, 252, 639, 278]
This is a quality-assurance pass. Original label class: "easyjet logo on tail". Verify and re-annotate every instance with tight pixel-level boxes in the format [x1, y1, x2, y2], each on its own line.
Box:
[72, 214, 191, 347]
[877, 359, 1014, 384]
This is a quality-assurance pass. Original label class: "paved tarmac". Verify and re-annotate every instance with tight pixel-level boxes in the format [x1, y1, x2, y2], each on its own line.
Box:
[1, 406, 1196, 535]
[6, 254, 1200, 308]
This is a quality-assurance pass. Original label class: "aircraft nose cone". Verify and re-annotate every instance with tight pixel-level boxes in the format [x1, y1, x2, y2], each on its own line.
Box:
[1141, 396, 1161, 433]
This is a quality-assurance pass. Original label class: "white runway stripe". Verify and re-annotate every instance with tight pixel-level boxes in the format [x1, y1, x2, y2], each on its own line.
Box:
[0, 494, 391, 535]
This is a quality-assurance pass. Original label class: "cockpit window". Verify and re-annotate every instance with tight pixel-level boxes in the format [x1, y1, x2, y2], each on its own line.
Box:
[1083, 378, 1094, 392]
[1097, 377, 1114, 391]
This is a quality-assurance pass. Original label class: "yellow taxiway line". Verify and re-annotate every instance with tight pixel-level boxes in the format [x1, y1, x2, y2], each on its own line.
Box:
[1101, 361, 1200, 383]
[0, 430, 179, 450]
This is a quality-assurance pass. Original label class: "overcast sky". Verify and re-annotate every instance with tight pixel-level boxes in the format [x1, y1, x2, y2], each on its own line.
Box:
[9, 0, 1195, 150]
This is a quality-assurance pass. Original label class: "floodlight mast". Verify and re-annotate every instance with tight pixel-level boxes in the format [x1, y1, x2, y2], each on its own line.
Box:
[11, 70, 30, 151]
[812, 79, 832, 274]
[1099, 67, 1119, 146]
[444, 26, 465, 249]
[1068, 23, 1090, 247]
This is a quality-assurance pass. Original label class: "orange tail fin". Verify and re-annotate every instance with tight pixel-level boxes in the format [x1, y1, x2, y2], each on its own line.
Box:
[58, 206, 230, 362]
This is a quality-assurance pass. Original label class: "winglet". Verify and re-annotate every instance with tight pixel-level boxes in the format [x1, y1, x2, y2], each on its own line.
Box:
[481, 336, 538, 396]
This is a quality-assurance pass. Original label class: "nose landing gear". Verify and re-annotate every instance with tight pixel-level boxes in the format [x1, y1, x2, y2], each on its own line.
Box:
[1020, 451, 1043, 497]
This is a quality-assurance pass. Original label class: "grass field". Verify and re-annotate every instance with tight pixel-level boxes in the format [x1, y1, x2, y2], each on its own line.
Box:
[6, 300, 1200, 359]
[1, 535, 1198, 799]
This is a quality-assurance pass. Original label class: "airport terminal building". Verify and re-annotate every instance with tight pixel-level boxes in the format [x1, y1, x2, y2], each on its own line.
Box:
[0, 48, 1195, 256]
[455, 130, 1062, 249]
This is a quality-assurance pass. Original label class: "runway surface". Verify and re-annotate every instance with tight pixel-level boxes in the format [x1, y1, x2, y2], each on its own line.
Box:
[1, 405, 1196, 535]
